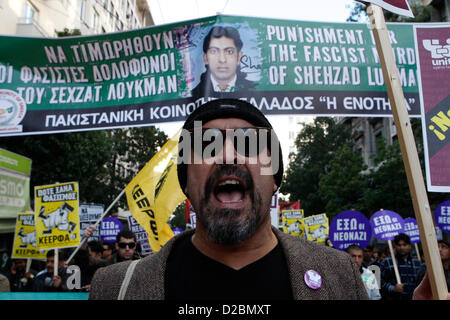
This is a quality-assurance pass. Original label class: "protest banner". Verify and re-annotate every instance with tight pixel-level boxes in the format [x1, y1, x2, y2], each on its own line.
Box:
[278, 200, 300, 225]
[172, 228, 184, 235]
[370, 209, 404, 284]
[329, 210, 372, 251]
[404, 217, 421, 261]
[125, 129, 186, 253]
[281, 209, 304, 238]
[0, 148, 31, 232]
[34, 182, 80, 250]
[79, 203, 103, 242]
[11, 212, 46, 259]
[404, 217, 421, 243]
[100, 216, 123, 243]
[434, 200, 450, 234]
[367, 3, 448, 299]
[414, 24, 450, 192]
[128, 215, 152, 255]
[303, 213, 329, 244]
[0, 15, 426, 136]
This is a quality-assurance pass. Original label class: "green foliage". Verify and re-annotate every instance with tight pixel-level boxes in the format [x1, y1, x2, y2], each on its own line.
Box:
[280, 117, 352, 216]
[55, 28, 81, 37]
[360, 136, 415, 217]
[0, 127, 167, 209]
[318, 144, 367, 220]
[347, 1, 433, 23]
[169, 202, 187, 230]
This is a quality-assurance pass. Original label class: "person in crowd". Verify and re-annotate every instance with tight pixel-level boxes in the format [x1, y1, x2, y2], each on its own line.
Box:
[112, 230, 141, 263]
[102, 242, 114, 260]
[346, 244, 381, 300]
[380, 233, 422, 300]
[33, 250, 69, 292]
[71, 228, 140, 291]
[8, 258, 36, 292]
[363, 245, 375, 267]
[89, 98, 368, 300]
[371, 244, 389, 267]
[416, 239, 450, 293]
[88, 240, 104, 259]
[191, 26, 256, 98]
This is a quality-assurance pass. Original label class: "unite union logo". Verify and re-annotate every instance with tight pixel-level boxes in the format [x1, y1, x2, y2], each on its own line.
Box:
[422, 38, 450, 68]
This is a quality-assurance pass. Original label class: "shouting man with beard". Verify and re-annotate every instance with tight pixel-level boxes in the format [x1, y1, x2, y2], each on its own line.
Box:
[89, 99, 368, 300]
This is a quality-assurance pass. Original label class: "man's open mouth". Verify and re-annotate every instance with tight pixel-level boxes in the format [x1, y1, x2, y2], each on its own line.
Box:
[213, 177, 247, 204]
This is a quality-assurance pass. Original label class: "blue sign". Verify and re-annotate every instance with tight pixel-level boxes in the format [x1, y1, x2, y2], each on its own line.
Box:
[100, 217, 123, 243]
[370, 210, 404, 241]
[172, 228, 184, 235]
[404, 217, 420, 243]
[329, 210, 372, 251]
[434, 200, 450, 234]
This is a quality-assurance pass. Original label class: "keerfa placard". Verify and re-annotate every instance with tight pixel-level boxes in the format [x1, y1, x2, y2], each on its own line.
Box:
[34, 182, 80, 250]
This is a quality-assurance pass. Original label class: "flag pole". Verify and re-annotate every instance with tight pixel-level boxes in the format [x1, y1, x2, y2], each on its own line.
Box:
[66, 189, 125, 265]
[366, 3, 448, 299]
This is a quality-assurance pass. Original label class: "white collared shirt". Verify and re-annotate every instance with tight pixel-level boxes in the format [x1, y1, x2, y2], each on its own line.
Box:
[210, 74, 237, 92]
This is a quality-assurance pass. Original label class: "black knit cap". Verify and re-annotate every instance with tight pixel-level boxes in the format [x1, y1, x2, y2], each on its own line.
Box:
[177, 98, 283, 192]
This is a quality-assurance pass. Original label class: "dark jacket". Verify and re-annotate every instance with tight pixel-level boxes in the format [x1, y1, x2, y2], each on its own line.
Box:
[8, 269, 36, 292]
[89, 228, 368, 300]
[73, 248, 140, 287]
[380, 254, 422, 300]
[32, 267, 69, 292]
[191, 70, 256, 99]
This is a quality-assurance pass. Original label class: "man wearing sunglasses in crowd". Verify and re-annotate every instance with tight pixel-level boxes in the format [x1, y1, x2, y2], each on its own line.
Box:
[70, 228, 140, 291]
[89, 98, 369, 300]
[113, 231, 140, 263]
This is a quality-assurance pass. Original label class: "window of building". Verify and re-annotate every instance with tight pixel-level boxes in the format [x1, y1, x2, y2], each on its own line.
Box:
[92, 9, 99, 32]
[80, 0, 86, 22]
[23, 1, 37, 24]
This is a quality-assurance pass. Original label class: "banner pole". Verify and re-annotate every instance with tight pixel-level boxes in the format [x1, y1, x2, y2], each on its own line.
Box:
[367, 3, 447, 299]
[54, 248, 58, 277]
[415, 243, 421, 262]
[66, 189, 126, 265]
[388, 239, 401, 284]
[25, 258, 31, 273]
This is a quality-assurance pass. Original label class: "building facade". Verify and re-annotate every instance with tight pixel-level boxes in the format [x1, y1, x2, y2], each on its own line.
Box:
[339, 1, 449, 170]
[0, 0, 154, 38]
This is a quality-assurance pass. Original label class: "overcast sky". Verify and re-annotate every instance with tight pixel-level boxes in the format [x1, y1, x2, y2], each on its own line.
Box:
[147, 0, 357, 25]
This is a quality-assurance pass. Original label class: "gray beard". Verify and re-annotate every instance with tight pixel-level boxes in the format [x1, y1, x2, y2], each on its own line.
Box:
[198, 191, 265, 245]
[197, 165, 267, 245]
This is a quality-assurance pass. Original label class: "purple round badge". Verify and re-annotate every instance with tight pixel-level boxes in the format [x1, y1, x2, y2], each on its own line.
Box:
[304, 270, 322, 290]
[329, 210, 372, 251]
[434, 200, 450, 234]
[370, 210, 404, 241]
[404, 217, 421, 243]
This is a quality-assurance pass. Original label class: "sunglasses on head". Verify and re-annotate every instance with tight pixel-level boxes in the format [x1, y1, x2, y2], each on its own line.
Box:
[186, 127, 272, 158]
[118, 242, 136, 249]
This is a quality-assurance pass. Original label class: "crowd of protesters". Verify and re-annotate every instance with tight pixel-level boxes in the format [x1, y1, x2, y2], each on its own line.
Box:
[0, 227, 448, 298]
[345, 234, 450, 300]
[0, 226, 150, 293]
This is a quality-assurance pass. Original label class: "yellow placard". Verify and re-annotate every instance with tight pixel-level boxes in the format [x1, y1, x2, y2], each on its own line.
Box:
[125, 129, 186, 253]
[303, 213, 329, 244]
[11, 212, 47, 259]
[34, 182, 80, 250]
[282, 209, 305, 238]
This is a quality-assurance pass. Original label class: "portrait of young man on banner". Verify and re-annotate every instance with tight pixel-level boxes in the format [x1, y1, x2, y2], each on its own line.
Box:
[179, 23, 259, 99]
